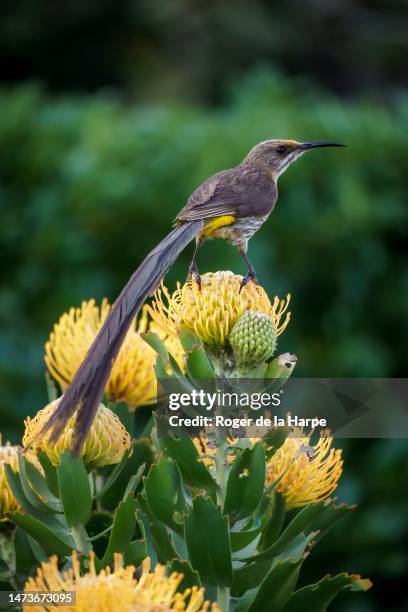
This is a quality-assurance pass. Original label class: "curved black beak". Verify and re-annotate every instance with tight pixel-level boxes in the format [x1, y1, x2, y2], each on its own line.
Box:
[301, 141, 346, 150]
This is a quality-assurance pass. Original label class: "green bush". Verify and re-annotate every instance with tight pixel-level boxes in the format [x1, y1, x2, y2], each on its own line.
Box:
[0, 70, 407, 610]
[1, 71, 407, 439]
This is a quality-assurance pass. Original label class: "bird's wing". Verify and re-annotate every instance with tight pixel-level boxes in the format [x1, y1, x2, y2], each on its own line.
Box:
[175, 167, 276, 223]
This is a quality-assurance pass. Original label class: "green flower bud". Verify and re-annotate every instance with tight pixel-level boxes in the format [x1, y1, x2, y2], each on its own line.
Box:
[229, 310, 277, 367]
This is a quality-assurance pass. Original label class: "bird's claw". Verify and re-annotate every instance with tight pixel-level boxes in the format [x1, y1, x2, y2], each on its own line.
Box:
[240, 272, 257, 291]
[188, 267, 202, 290]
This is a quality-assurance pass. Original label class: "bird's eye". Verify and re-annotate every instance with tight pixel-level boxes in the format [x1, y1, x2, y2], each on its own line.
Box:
[276, 145, 287, 155]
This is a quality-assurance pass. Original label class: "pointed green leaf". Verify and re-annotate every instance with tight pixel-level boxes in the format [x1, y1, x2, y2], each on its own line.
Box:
[5, 464, 62, 522]
[185, 346, 215, 380]
[123, 540, 148, 567]
[231, 526, 263, 553]
[144, 459, 186, 535]
[23, 458, 61, 507]
[242, 501, 327, 562]
[16, 454, 60, 513]
[138, 495, 177, 563]
[155, 354, 172, 380]
[224, 443, 265, 522]
[14, 528, 38, 575]
[37, 450, 60, 498]
[264, 353, 297, 380]
[281, 573, 372, 612]
[231, 560, 271, 597]
[246, 557, 305, 612]
[185, 496, 232, 587]
[179, 327, 202, 353]
[101, 495, 137, 565]
[141, 331, 169, 361]
[262, 428, 290, 460]
[160, 434, 217, 499]
[258, 491, 286, 552]
[12, 513, 74, 556]
[101, 441, 153, 511]
[57, 452, 92, 527]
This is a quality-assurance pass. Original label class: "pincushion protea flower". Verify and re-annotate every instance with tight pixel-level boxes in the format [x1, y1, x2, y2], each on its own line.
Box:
[45, 300, 183, 410]
[148, 271, 290, 347]
[0, 436, 21, 520]
[24, 552, 219, 612]
[266, 429, 343, 509]
[193, 428, 343, 511]
[23, 399, 131, 468]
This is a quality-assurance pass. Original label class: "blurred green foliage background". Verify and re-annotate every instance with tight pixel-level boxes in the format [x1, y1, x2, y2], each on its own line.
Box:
[0, 1, 407, 610]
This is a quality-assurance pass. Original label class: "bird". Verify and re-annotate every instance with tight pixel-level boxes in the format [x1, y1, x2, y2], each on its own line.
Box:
[39, 139, 345, 453]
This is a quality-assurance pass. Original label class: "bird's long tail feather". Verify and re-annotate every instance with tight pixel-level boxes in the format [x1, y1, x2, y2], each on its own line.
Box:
[40, 220, 203, 455]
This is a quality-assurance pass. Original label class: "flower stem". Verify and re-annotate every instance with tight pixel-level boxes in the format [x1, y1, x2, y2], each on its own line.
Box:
[217, 585, 230, 612]
[71, 525, 91, 553]
[215, 437, 230, 611]
[215, 436, 227, 505]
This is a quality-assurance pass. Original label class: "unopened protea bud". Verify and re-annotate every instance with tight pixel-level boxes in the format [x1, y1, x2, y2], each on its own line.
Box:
[229, 310, 277, 367]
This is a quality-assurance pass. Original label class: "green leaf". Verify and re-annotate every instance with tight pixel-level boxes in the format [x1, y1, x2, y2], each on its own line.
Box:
[167, 559, 201, 591]
[27, 536, 48, 563]
[262, 428, 290, 460]
[122, 464, 145, 500]
[95, 448, 132, 499]
[23, 458, 61, 507]
[101, 440, 153, 511]
[231, 526, 263, 553]
[258, 491, 286, 552]
[12, 513, 74, 556]
[57, 452, 92, 527]
[179, 326, 202, 353]
[144, 459, 186, 535]
[308, 501, 355, 543]
[155, 355, 171, 379]
[246, 557, 305, 612]
[123, 540, 148, 567]
[224, 443, 265, 522]
[141, 331, 169, 361]
[137, 495, 177, 564]
[231, 560, 271, 597]
[185, 346, 215, 380]
[281, 573, 372, 612]
[5, 464, 54, 519]
[14, 528, 38, 575]
[184, 496, 232, 587]
[16, 454, 59, 513]
[160, 434, 217, 499]
[37, 450, 60, 498]
[264, 353, 297, 380]
[101, 495, 137, 565]
[242, 501, 329, 562]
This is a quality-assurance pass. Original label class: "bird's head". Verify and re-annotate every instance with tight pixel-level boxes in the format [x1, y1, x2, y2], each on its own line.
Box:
[243, 139, 345, 179]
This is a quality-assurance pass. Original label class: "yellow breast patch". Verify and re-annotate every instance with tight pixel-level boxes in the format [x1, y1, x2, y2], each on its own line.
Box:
[201, 215, 236, 238]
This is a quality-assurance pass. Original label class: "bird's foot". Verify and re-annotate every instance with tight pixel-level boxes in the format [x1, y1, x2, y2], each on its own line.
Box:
[188, 266, 202, 289]
[240, 271, 257, 291]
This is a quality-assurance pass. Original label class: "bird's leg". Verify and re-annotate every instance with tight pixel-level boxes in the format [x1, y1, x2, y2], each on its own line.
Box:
[238, 247, 257, 290]
[187, 238, 203, 287]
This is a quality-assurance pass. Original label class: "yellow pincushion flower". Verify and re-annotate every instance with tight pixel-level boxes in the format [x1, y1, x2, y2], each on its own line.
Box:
[45, 300, 183, 410]
[24, 553, 219, 612]
[266, 429, 343, 510]
[148, 271, 290, 347]
[0, 436, 21, 520]
[23, 399, 131, 468]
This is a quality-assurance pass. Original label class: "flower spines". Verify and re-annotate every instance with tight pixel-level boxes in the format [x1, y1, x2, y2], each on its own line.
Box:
[24, 553, 219, 611]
